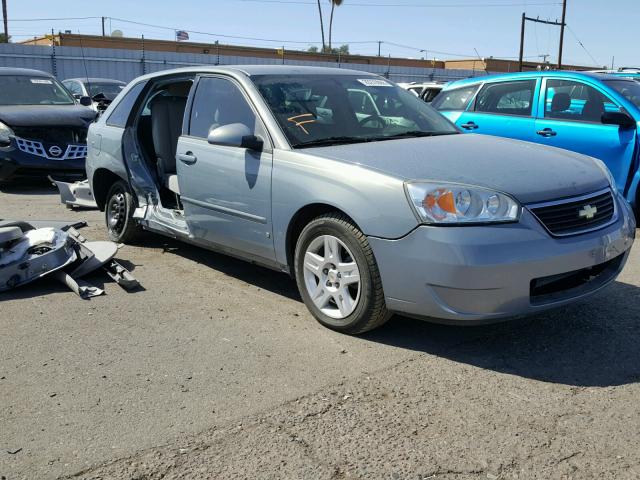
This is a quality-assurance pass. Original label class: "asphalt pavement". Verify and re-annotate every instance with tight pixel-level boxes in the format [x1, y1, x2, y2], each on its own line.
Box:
[1, 182, 639, 480]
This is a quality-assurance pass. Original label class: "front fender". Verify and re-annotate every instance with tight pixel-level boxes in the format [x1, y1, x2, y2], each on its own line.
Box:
[271, 149, 418, 266]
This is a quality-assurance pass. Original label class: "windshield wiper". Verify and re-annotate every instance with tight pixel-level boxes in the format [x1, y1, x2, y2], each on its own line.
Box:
[294, 136, 369, 148]
[375, 131, 459, 140]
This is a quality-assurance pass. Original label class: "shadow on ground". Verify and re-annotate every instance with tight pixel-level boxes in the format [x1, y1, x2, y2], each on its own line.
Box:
[0, 178, 57, 195]
[137, 236, 640, 389]
[3, 228, 639, 389]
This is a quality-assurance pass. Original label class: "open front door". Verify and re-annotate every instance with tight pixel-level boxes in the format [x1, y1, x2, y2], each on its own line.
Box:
[176, 75, 275, 263]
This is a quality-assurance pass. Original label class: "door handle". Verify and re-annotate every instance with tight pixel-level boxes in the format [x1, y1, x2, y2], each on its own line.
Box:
[536, 128, 557, 137]
[178, 152, 197, 165]
[460, 121, 479, 130]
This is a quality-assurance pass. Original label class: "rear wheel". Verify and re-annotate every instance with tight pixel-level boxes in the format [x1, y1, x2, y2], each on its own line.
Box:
[294, 213, 390, 334]
[105, 180, 142, 243]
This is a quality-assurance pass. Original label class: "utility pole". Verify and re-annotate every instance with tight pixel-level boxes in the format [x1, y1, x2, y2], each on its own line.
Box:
[519, 13, 564, 72]
[101, 16, 106, 36]
[2, 0, 8, 43]
[557, 0, 567, 69]
[377, 41, 382, 57]
[518, 12, 525, 72]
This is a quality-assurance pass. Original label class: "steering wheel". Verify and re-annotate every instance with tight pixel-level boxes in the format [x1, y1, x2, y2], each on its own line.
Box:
[358, 113, 386, 128]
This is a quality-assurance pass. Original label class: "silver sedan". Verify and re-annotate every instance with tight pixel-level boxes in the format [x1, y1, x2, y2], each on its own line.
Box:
[85, 66, 635, 334]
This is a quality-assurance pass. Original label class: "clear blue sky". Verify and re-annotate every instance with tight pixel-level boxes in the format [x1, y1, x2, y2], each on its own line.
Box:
[5, 0, 637, 68]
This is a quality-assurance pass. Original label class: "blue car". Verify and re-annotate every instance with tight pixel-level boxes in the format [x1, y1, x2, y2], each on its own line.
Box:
[432, 71, 640, 212]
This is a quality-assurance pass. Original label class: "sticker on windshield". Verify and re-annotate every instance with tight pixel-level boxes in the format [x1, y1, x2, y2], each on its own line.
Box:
[30, 79, 53, 84]
[357, 79, 392, 87]
[287, 113, 316, 134]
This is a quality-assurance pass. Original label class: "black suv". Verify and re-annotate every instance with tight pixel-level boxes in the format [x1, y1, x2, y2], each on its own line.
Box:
[0, 67, 96, 182]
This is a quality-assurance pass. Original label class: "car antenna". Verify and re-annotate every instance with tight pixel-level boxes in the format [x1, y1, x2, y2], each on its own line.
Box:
[77, 30, 93, 102]
[474, 48, 490, 76]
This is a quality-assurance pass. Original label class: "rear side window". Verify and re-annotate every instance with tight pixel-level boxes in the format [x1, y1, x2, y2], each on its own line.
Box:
[431, 85, 478, 111]
[106, 81, 145, 127]
[189, 76, 262, 139]
[544, 79, 621, 123]
[473, 80, 536, 116]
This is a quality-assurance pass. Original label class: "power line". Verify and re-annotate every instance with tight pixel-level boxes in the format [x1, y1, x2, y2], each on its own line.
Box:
[566, 25, 600, 66]
[238, 0, 562, 6]
[9, 16, 103, 22]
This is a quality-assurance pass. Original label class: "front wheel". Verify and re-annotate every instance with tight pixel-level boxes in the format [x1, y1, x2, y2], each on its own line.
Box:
[294, 213, 390, 334]
[105, 180, 142, 243]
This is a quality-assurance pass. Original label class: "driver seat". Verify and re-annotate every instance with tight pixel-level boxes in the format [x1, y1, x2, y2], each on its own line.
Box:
[150, 93, 188, 195]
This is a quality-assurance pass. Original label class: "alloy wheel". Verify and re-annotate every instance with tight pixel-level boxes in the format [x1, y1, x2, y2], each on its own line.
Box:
[107, 191, 126, 234]
[302, 234, 361, 320]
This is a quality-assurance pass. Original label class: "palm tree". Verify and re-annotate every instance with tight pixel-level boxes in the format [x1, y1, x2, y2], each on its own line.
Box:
[328, 0, 343, 52]
[316, 0, 326, 52]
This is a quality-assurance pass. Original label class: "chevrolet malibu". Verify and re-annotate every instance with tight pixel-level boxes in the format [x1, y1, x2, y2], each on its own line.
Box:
[86, 66, 635, 334]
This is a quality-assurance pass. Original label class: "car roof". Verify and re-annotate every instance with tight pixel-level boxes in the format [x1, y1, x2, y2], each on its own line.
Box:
[134, 64, 379, 81]
[64, 77, 126, 84]
[443, 70, 627, 88]
[0, 67, 53, 77]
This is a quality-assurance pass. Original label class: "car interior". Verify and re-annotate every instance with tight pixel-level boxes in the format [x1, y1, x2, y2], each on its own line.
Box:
[135, 77, 194, 209]
[546, 85, 611, 123]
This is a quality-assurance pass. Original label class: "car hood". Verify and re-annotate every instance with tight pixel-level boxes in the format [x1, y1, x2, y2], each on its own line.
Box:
[0, 105, 96, 128]
[302, 134, 609, 204]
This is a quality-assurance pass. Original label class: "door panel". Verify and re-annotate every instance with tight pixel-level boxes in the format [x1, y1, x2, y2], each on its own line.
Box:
[455, 79, 539, 143]
[536, 78, 636, 192]
[176, 75, 275, 262]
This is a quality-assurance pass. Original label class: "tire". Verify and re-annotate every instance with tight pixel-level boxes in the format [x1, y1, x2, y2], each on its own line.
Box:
[294, 213, 391, 334]
[105, 180, 142, 243]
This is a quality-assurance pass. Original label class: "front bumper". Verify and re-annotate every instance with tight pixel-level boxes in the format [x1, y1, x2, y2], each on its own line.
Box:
[0, 138, 86, 181]
[369, 194, 636, 324]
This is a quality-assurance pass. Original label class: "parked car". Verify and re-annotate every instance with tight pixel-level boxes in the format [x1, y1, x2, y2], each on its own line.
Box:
[0, 68, 96, 182]
[62, 77, 126, 114]
[86, 66, 635, 334]
[398, 81, 445, 103]
[432, 71, 640, 212]
[589, 68, 640, 82]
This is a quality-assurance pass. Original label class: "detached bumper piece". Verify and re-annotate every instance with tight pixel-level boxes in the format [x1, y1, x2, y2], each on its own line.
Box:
[49, 178, 98, 209]
[0, 221, 140, 298]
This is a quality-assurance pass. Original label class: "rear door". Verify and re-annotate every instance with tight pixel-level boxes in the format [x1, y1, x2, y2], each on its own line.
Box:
[176, 75, 275, 262]
[534, 77, 636, 191]
[455, 78, 539, 141]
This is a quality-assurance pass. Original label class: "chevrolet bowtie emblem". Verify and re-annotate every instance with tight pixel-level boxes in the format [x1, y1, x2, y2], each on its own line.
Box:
[578, 204, 598, 220]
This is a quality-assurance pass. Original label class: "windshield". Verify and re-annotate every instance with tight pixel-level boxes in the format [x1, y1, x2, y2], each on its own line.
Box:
[252, 74, 458, 148]
[606, 79, 640, 109]
[0, 75, 75, 106]
[86, 82, 125, 98]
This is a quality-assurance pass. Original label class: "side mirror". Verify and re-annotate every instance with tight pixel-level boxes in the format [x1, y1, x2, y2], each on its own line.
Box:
[207, 123, 264, 151]
[601, 111, 636, 129]
[79, 96, 93, 107]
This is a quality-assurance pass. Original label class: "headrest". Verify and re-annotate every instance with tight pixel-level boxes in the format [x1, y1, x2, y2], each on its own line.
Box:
[551, 92, 571, 112]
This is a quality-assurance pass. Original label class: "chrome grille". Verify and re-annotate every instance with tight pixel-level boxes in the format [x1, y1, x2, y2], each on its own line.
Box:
[528, 188, 616, 237]
[15, 137, 87, 161]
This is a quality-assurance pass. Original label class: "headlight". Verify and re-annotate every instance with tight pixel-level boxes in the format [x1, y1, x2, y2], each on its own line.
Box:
[405, 182, 520, 224]
[0, 121, 14, 145]
[593, 159, 618, 194]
